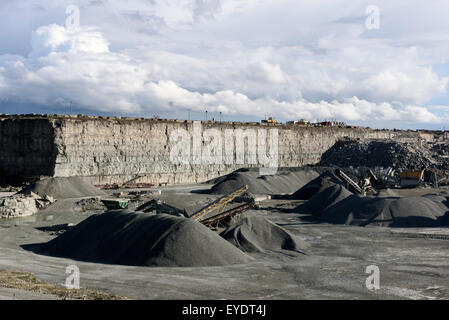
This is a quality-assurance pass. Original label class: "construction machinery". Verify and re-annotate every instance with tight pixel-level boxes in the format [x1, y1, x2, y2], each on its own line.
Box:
[101, 199, 130, 210]
[334, 169, 363, 194]
[199, 201, 256, 229]
[95, 175, 154, 189]
[190, 185, 249, 222]
[398, 170, 424, 188]
[287, 119, 309, 125]
[424, 167, 449, 187]
[117, 175, 143, 189]
[127, 185, 254, 228]
[367, 169, 380, 187]
[261, 117, 277, 124]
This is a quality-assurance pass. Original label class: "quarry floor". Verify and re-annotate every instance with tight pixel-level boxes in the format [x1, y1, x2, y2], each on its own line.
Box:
[0, 184, 448, 300]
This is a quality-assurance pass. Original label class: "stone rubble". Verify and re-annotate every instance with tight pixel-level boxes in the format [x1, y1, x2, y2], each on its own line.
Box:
[320, 139, 448, 171]
[0, 193, 55, 219]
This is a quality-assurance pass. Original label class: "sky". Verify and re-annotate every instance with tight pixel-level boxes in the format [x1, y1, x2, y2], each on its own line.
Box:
[1, 0, 449, 129]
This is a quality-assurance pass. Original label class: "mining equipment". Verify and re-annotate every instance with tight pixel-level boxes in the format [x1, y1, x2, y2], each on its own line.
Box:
[191, 185, 256, 229]
[261, 117, 277, 124]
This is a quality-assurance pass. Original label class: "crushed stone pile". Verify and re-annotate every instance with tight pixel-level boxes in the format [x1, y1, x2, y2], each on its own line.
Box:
[220, 214, 309, 254]
[317, 194, 449, 227]
[320, 139, 439, 170]
[294, 184, 352, 215]
[21, 177, 107, 199]
[289, 171, 347, 200]
[39, 210, 253, 267]
[209, 168, 319, 195]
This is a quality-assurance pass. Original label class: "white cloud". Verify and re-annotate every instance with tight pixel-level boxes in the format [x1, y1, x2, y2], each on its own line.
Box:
[0, 1, 448, 127]
[31, 24, 109, 55]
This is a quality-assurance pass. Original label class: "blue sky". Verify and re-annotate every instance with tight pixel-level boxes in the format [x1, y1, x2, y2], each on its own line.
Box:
[1, 0, 449, 129]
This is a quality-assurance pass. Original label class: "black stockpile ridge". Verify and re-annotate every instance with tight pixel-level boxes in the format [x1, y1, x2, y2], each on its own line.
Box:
[209, 168, 320, 195]
[289, 170, 347, 200]
[21, 177, 106, 199]
[220, 214, 309, 254]
[317, 194, 449, 227]
[320, 139, 446, 170]
[294, 184, 353, 215]
[39, 210, 253, 267]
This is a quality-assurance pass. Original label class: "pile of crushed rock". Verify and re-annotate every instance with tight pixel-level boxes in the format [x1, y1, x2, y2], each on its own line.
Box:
[0, 192, 55, 219]
[292, 170, 449, 227]
[208, 167, 320, 195]
[31, 208, 313, 267]
[21, 177, 106, 199]
[317, 194, 449, 227]
[220, 214, 309, 254]
[36, 210, 254, 267]
[320, 139, 440, 170]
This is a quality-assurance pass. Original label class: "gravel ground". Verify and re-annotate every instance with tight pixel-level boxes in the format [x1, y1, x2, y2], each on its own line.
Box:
[0, 184, 448, 300]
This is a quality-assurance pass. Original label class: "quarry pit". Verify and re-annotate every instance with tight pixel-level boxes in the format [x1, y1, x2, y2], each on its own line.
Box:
[0, 114, 448, 300]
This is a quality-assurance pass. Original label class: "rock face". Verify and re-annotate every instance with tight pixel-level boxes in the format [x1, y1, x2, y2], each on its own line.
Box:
[0, 115, 438, 186]
[0, 118, 57, 185]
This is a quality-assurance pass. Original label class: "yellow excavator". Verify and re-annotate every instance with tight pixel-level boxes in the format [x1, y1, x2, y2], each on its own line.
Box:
[261, 117, 277, 124]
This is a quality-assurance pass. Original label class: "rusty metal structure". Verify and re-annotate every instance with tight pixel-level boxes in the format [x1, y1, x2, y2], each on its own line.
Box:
[199, 201, 256, 229]
[190, 185, 249, 222]
[334, 169, 363, 194]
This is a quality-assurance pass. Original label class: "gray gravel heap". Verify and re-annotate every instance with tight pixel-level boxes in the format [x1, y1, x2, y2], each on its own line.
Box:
[318, 194, 449, 227]
[209, 168, 319, 195]
[21, 177, 106, 199]
[220, 214, 309, 254]
[40, 210, 253, 267]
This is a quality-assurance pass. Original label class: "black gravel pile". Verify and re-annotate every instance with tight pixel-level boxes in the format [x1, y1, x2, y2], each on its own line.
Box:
[289, 171, 348, 200]
[209, 168, 319, 195]
[220, 214, 309, 254]
[39, 210, 253, 267]
[320, 139, 437, 170]
[317, 194, 449, 227]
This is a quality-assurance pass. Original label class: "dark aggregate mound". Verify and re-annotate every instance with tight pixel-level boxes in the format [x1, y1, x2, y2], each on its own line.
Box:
[376, 188, 400, 198]
[294, 184, 352, 214]
[21, 177, 106, 199]
[39, 210, 253, 267]
[209, 168, 319, 195]
[220, 214, 309, 253]
[289, 171, 347, 200]
[318, 194, 449, 227]
[320, 139, 437, 170]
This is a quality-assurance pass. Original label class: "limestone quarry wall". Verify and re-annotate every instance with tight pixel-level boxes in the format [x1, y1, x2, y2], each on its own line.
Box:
[0, 115, 437, 186]
[0, 118, 56, 183]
